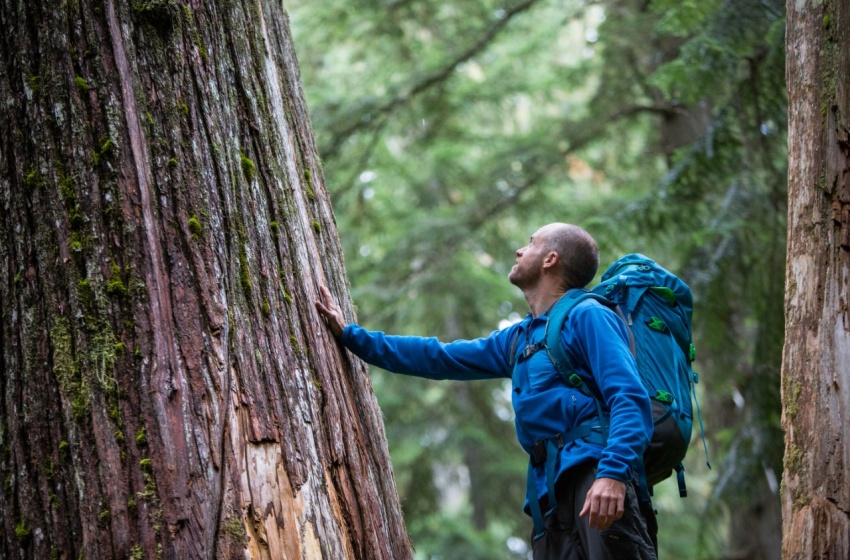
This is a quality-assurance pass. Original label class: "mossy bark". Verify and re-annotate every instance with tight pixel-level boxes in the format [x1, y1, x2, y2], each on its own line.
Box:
[0, 1, 410, 559]
[782, 0, 850, 557]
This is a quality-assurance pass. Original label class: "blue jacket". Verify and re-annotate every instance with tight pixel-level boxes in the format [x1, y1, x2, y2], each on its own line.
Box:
[341, 298, 652, 510]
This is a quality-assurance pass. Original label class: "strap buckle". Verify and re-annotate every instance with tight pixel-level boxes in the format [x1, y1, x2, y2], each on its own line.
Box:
[522, 341, 545, 359]
[530, 434, 565, 466]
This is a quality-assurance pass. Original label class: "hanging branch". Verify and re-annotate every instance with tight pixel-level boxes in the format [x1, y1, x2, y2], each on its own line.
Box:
[321, 0, 544, 160]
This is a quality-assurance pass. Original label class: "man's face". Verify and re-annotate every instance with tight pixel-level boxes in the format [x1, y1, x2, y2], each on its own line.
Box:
[509, 228, 550, 289]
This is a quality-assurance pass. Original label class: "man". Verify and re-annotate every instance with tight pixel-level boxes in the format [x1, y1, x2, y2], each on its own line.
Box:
[315, 223, 656, 559]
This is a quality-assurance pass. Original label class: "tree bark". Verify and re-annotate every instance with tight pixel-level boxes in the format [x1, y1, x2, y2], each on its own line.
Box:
[782, 0, 850, 557]
[0, 1, 410, 558]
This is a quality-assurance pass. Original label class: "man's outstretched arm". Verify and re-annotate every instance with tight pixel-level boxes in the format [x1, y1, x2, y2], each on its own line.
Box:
[313, 285, 513, 381]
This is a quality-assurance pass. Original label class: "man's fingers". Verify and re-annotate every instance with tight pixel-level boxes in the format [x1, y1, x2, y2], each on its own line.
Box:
[314, 285, 344, 339]
[580, 478, 626, 530]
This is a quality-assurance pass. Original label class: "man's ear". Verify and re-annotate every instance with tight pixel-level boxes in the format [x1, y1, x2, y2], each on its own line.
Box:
[542, 251, 559, 270]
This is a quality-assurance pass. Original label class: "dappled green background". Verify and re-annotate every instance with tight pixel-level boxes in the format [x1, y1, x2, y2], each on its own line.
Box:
[287, 0, 786, 558]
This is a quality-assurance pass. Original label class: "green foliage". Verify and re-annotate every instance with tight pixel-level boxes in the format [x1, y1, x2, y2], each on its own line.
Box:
[289, 0, 787, 557]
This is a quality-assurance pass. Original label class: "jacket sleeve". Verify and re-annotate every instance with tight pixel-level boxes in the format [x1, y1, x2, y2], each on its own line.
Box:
[340, 323, 515, 381]
[566, 304, 652, 482]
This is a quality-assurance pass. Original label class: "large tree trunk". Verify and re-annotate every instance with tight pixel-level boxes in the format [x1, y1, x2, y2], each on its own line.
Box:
[782, 0, 850, 557]
[0, 1, 410, 558]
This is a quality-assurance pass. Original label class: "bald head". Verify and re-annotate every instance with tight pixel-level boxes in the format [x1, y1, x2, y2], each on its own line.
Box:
[539, 223, 599, 289]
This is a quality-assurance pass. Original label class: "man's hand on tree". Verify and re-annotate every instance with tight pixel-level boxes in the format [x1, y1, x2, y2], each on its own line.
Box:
[314, 285, 345, 339]
[579, 477, 626, 530]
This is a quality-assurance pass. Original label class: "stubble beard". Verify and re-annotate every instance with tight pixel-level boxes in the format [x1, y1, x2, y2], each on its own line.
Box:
[509, 262, 538, 290]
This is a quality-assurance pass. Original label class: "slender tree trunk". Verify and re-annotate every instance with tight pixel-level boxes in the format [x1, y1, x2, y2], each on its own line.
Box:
[782, 0, 850, 557]
[0, 1, 410, 558]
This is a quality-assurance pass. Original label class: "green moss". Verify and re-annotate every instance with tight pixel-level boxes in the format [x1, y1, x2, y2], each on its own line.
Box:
[188, 215, 202, 239]
[261, 300, 271, 317]
[42, 458, 56, 480]
[130, 545, 143, 560]
[68, 206, 85, 230]
[49, 548, 58, 560]
[50, 316, 77, 392]
[14, 518, 30, 542]
[290, 335, 301, 355]
[100, 137, 113, 155]
[27, 75, 40, 94]
[78, 278, 93, 308]
[99, 509, 110, 522]
[239, 246, 251, 295]
[136, 427, 147, 446]
[24, 167, 40, 190]
[106, 263, 128, 298]
[304, 169, 315, 200]
[74, 76, 90, 93]
[59, 175, 76, 203]
[114, 430, 125, 443]
[132, 0, 178, 32]
[139, 458, 152, 471]
[128, 497, 137, 512]
[270, 221, 279, 235]
[90, 322, 118, 394]
[197, 41, 209, 63]
[59, 440, 70, 454]
[13, 271, 23, 284]
[114, 342, 126, 354]
[221, 517, 246, 539]
[784, 444, 803, 475]
[240, 153, 256, 182]
[312, 220, 321, 234]
[50, 317, 89, 419]
[69, 232, 83, 253]
[168, 157, 178, 168]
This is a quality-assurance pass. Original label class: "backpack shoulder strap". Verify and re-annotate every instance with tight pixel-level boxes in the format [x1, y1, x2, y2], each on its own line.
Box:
[544, 289, 616, 377]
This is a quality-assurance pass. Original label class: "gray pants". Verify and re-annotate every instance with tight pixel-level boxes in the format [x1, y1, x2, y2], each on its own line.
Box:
[531, 462, 657, 560]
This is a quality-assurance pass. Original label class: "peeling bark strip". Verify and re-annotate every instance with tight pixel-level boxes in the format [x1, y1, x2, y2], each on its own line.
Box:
[0, 1, 410, 559]
[782, 0, 850, 558]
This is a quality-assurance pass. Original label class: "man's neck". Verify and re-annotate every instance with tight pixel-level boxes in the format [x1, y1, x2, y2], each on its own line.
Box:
[524, 284, 568, 317]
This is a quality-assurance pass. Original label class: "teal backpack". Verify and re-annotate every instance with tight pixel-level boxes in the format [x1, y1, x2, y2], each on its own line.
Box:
[545, 253, 709, 498]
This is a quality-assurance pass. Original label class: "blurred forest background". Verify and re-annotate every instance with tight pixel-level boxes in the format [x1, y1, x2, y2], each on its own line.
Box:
[287, 0, 787, 558]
